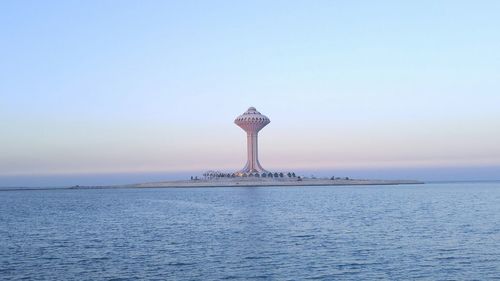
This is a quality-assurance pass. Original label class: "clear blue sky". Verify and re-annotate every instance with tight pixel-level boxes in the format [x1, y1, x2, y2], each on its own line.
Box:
[1, 1, 499, 184]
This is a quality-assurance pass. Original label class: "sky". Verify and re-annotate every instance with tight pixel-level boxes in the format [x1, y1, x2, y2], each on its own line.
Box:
[1, 1, 499, 185]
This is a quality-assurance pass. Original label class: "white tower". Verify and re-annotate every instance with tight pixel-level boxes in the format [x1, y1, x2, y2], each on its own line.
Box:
[234, 107, 270, 174]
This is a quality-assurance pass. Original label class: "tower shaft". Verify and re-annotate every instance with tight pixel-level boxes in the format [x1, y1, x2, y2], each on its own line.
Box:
[244, 132, 267, 173]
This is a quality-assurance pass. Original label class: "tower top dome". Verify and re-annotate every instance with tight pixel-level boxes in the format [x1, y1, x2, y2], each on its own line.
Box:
[234, 107, 270, 125]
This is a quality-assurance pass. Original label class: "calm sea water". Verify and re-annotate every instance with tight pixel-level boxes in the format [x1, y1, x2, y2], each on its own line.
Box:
[1, 182, 499, 280]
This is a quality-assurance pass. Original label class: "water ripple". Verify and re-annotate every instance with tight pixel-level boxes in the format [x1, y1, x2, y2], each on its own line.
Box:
[1, 183, 500, 280]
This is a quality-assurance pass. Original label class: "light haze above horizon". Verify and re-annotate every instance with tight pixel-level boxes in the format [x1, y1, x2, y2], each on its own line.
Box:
[1, 1, 499, 183]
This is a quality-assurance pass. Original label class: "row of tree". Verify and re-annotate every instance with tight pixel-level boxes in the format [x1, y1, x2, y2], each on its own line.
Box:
[200, 171, 297, 179]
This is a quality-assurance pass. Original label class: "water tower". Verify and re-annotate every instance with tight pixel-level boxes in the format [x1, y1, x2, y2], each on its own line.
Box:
[234, 107, 270, 174]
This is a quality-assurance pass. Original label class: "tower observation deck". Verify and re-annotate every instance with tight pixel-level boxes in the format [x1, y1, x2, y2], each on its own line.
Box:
[234, 107, 270, 174]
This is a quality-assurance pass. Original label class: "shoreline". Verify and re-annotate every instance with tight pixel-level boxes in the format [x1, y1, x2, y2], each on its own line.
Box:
[0, 178, 424, 191]
[121, 178, 424, 189]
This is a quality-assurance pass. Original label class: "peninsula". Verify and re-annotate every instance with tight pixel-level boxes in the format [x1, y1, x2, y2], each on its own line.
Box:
[125, 177, 423, 189]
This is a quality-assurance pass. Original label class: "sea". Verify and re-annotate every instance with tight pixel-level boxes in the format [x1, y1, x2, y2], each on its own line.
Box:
[1, 182, 499, 280]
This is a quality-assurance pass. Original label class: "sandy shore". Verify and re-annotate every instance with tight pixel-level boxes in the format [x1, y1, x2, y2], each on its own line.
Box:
[123, 178, 424, 188]
[0, 178, 423, 191]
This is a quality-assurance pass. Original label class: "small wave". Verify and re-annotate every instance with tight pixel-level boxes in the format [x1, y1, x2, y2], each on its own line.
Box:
[291, 234, 314, 238]
[243, 256, 267, 260]
[167, 262, 195, 266]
